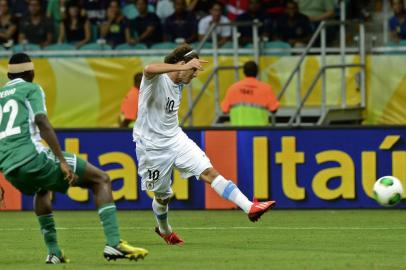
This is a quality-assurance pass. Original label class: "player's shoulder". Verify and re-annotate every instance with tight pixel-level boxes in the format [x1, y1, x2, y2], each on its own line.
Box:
[25, 82, 45, 93]
[22, 82, 44, 95]
[141, 73, 160, 88]
[2, 79, 31, 91]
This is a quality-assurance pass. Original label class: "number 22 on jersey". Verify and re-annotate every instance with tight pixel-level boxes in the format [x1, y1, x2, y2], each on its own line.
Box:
[0, 99, 21, 139]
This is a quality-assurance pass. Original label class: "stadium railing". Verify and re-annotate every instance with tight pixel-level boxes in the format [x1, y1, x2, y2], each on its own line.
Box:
[181, 0, 367, 127]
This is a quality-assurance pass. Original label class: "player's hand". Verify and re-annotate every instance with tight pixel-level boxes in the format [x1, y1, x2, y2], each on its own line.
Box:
[183, 58, 208, 71]
[60, 161, 78, 186]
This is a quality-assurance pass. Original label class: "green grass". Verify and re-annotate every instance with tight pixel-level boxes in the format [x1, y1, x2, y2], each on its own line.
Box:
[1, 210, 406, 270]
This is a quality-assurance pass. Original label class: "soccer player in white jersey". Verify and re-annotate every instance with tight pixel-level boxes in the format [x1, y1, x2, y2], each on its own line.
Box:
[133, 44, 275, 245]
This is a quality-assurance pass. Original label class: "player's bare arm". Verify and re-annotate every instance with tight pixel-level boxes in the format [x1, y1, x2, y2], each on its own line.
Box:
[35, 114, 76, 184]
[144, 58, 208, 79]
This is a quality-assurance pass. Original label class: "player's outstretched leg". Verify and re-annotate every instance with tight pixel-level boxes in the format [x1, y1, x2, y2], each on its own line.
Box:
[152, 196, 184, 246]
[34, 190, 69, 264]
[200, 168, 275, 222]
[79, 163, 148, 261]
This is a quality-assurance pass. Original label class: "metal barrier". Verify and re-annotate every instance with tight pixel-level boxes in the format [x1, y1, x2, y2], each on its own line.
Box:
[278, 21, 366, 126]
[181, 1, 367, 127]
[277, 0, 366, 126]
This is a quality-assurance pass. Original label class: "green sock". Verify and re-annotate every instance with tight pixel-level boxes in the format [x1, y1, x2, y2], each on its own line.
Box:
[98, 203, 120, 247]
[37, 214, 62, 257]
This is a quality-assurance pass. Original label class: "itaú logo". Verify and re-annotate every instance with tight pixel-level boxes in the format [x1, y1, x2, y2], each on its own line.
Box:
[52, 133, 406, 204]
[257, 135, 405, 201]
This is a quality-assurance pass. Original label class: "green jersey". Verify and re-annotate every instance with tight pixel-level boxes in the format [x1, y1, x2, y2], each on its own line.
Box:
[0, 78, 47, 174]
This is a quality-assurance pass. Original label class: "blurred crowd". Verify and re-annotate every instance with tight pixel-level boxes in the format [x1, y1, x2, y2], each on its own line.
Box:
[389, 0, 406, 43]
[0, 0, 362, 50]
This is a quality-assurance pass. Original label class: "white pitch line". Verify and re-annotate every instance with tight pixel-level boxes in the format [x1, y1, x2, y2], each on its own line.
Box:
[0, 226, 405, 232]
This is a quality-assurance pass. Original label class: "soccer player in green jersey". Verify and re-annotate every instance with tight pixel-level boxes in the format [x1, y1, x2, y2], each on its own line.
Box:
[0, 53, 148, 264]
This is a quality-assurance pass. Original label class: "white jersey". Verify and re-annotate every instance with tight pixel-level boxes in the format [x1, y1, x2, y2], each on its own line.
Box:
[133, 73, 183, 148]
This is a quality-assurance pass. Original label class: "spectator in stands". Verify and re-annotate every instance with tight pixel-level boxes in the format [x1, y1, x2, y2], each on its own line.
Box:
[296, 0, 336, 44]
[81, 0, 109, 25]
[156, 0, 174, 22]
[198, 1, 231, 47]
[272, 0, 311, 47]
[19, 0, 54, 48]
[100, 0, 130, 47]
[0, 0, 17, 47]
[222, 0, 248, 21]
[47, 0, 67, 24]
[123, 0, 156, 20]
[236, 0, 267, 46]
[58, 1, 91, 48]
[187, 0, 212, 19]
[221, 61, 279, 126]
[296, 0, 335, 26]
[10, 0, 28, 18]
[119, 72, 143, 127]
[127, 0, 162, 46]
[389, 0, 406, 43]
[164, 0, 197, 43]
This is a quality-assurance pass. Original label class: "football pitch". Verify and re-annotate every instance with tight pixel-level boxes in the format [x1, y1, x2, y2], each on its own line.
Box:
[0, 210, 406, 270]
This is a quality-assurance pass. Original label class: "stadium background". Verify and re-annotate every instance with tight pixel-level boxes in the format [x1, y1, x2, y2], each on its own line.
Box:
[0, 0, 405, 212]
[0, 55, 404, 127]
[2, 1, 406, 269]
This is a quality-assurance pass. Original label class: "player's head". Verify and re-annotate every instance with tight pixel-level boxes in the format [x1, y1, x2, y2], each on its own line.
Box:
[134, 72, 143, 88]
[165, 44, 199, 84]
[243, 61, 258, 78]
[7, 53, 35, 82]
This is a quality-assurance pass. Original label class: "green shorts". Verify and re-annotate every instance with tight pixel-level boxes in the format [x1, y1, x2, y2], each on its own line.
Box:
[5, 150, 87, 195]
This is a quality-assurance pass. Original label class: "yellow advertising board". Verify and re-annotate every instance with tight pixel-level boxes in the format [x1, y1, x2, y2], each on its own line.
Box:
[0, 55, 403, 127]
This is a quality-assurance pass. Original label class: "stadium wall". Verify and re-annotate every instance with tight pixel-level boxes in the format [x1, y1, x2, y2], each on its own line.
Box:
[1, 127, 405, 211]
[0, 55, 404, 127]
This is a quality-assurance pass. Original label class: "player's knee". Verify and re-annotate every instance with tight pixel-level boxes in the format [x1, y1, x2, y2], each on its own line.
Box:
[97, 171, 111, 186]
[101, 172, 110, 184]
[200, 167, 219, 183]
[156, 198, 170, 205]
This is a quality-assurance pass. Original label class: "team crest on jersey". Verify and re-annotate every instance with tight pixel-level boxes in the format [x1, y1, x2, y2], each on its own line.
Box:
[146, 181, 154, 190]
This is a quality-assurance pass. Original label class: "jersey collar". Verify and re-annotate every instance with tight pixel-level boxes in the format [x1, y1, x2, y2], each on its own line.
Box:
[5, 78, 25, 86]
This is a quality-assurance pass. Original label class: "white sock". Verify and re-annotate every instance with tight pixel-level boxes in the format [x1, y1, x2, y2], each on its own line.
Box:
[211, 175, 253, 213]
[152, 198, 172, 235]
